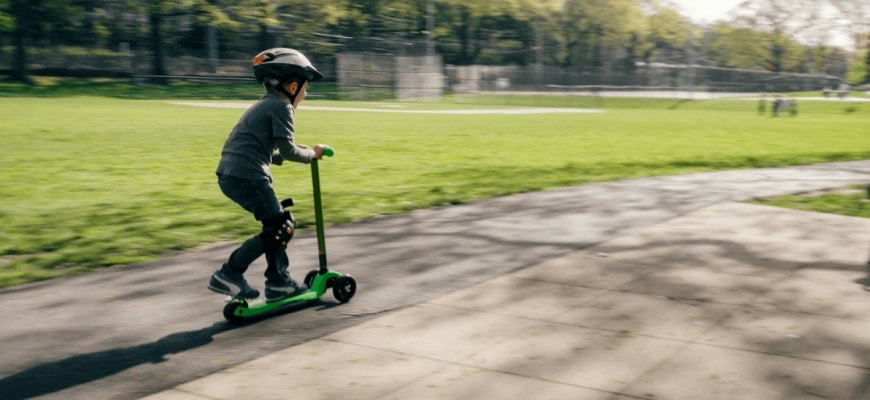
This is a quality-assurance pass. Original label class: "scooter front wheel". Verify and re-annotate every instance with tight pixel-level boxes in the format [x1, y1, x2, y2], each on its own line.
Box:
[333, 276, 356, 303]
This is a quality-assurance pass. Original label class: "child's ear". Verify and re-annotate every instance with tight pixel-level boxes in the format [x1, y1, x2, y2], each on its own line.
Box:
[286, 81, 299, 95]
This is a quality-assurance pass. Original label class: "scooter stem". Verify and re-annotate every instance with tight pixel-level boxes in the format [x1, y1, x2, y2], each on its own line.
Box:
[311, 147, 334, 273]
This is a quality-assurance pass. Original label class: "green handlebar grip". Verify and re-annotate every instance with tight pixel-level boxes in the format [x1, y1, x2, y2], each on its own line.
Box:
[322, 146, 335, 157]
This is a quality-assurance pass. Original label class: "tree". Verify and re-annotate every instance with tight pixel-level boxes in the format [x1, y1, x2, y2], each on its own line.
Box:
[432, 0, 540, 65]
[2, 0, 78, 81]
[829, 0, 870, 84]
[828, 0, 870, 50]
[845, 34, 870, 84]
[2, 0, 142, 82]
[733, 0, 829, 73]
[0, 2, 10, 74]
[147, 1, 175, 81]
[706, 23, 806, 72]
[2, 0, 854, 83]
[434, 1, 493, 64]
[640, 5, 692, 64]
[6, 0, 37, 83]
[559, 0, 642, 70]
[271, 0, 347, 65]
[707, 24, 768, 69]
[865, 38, 870, 84]
[137, 0, 270, 81]
[188, 0, 241, 67]
[865, 46, 870, 84]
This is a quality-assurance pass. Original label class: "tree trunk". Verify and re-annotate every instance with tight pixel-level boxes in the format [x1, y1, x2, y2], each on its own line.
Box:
[10, 0, 33, 84]
[865, 48, 870, 84]
[770, 42, 785, 73]
[590, 26, 603, 72]
[149, 10, 168, 84]
[258, 23, 270, 50]
[623, 32, 639, 73]
[207, 26, 219, 73]
[458, 8, 470, 64]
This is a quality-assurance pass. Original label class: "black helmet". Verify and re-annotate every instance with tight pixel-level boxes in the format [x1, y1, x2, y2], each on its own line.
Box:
[252, 48, 323, 83]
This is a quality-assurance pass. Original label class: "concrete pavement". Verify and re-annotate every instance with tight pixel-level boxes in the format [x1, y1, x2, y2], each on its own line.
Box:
[2, 161, 869, 400]
[142, 201, 870, 399]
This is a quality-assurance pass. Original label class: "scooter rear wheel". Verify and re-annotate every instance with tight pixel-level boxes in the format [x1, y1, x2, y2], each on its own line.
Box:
[304, 270, 318, 287]
[223, 301, 245, 323]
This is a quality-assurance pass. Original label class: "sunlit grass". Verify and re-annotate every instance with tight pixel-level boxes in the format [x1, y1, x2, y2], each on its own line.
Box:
[750, 185, 870, 219]
[0, 95, 868, 287]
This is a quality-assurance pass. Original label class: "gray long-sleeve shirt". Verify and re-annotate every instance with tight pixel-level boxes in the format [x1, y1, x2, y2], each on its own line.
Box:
[215, 92, 314, 182]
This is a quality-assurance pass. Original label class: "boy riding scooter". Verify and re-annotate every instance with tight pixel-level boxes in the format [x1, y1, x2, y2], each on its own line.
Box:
[210, 48, 329, 303]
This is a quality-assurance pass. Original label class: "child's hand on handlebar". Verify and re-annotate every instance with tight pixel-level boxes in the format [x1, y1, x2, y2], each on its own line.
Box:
[312, 144, 330, 159]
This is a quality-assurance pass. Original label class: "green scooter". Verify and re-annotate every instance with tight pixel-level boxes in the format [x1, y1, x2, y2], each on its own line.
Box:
[221, 147, 356, 322]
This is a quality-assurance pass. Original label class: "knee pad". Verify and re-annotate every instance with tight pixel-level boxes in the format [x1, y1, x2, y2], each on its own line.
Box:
[260, 211, 296, 250]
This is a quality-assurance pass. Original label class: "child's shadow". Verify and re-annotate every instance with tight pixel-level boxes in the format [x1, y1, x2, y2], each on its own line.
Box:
[0, 322, 236, 400]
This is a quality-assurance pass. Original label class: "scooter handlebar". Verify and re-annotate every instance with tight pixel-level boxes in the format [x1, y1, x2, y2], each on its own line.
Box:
[322, 146, 335, 157]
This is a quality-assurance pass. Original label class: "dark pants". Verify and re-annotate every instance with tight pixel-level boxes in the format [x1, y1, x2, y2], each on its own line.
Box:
[217, 174, 290, 283]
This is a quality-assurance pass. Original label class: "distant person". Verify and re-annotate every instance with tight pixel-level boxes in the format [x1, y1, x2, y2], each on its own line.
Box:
[838, 83, 850, 99]
[772, 95, 782, 117]
[758, 94, 767, 115]
[788, 98, 798, 116]
[209, 48, 330, 302]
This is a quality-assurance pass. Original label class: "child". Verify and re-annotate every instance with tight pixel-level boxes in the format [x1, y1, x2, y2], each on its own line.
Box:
[209, 48, 329, 302]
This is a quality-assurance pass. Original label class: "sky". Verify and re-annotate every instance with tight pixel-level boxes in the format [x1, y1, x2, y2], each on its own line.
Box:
[669, 0, 744, 24]
[668, 0, 854, 48]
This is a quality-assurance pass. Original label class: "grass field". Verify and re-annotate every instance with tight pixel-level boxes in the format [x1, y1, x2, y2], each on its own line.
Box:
[750, 185, 870, 219]
[1, 91, 869, 287]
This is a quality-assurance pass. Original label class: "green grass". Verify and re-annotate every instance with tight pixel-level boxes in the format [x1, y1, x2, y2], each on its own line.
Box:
[750, 186, 870, 219]
[1, 93, 869, 287]
[0, 76, 370, 101]
[452, 93, 870, 111]
[0, 76, 263, 99]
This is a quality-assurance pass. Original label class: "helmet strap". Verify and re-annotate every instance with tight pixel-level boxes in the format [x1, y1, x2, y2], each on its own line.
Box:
[279, 84, 296, 104]
[266, 77, 304, 104]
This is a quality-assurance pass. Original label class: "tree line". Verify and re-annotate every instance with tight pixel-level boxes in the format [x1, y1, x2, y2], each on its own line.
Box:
[1, 0, 868, 85]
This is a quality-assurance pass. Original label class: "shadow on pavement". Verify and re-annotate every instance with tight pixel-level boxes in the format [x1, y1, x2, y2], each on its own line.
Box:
[0, 322, 235, 400]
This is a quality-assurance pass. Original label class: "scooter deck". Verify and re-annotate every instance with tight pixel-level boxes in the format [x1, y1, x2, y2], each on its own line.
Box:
[227, 291, 318, 319]
[223, 269, 344, 321]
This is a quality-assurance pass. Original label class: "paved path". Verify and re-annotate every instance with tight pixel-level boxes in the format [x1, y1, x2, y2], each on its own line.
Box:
[144, 202, 870, 400]
[1, 161, 869, 399]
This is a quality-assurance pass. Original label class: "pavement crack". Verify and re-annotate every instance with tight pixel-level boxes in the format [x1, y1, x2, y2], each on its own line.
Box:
[341, 307, 400, 318]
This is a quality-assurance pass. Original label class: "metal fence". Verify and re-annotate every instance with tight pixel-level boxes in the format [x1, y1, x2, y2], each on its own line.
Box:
[337, 53, 444, 100]
[1, 50, 843, 100]
[446, 64, 842, 95]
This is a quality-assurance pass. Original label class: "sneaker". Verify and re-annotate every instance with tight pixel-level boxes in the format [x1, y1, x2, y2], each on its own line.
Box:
[265, 278, 308, 302]
[208, 268, 260, 299]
